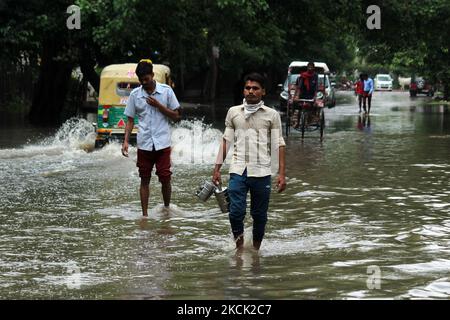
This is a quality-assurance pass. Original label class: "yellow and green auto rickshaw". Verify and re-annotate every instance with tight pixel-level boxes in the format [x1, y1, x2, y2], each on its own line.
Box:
[95, 63, 172, 148]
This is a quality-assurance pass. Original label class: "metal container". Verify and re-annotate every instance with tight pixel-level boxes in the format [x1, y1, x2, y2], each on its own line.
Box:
[214, 187, 230, 213]
[196, 181, 217, 202]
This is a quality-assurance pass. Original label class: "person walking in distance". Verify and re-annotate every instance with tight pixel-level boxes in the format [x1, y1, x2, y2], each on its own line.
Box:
[363, 73, 374, 114]
[212, 72, 286, 250]
[355, 74, 365, 113]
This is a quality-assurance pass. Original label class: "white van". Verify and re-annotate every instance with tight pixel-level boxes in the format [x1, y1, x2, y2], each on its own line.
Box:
[374, 74, 393, 91]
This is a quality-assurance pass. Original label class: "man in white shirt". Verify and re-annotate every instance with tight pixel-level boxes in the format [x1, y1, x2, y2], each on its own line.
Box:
[121, 60, 181, 216]
[212, 73, 286, 250]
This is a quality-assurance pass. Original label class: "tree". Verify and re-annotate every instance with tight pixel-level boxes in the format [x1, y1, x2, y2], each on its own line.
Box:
[0, 0, 364, 125]
[356, 0, 450, 99]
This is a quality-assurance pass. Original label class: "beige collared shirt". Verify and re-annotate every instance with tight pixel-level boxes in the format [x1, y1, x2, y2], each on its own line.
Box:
[223, 104, 286, 177]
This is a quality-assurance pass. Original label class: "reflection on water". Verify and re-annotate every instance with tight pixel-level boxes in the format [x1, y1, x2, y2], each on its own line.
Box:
[0, 92, 449, 299]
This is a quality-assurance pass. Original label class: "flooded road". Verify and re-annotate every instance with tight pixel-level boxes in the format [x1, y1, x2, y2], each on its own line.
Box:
[1, 91, 449, 299]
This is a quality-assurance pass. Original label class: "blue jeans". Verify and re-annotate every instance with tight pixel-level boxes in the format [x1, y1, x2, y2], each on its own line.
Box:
[228, 169, 271, 242]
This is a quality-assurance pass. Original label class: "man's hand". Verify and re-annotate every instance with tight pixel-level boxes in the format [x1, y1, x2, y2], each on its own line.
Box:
[277, 175, 286, 193]
[146, 96, 180, 122]
[121, 141, 129, 157]
[146, 97, 162, 110]
[212, 170, 222, 186]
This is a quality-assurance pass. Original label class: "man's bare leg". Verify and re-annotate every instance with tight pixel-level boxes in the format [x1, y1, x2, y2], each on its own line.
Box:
[161, 180, 171, 207]
[140, 177, 150, 216]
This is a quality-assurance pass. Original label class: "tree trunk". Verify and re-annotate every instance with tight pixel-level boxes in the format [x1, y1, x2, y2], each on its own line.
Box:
[202, 44, 218, 101]
[202, 69, 209, 101]
[444, 82, 450, 101]
[29, 41, 73, 125]
[178, 43, 185, 98]
[79, 51, 100, 94]
[209, 48, 218, 100]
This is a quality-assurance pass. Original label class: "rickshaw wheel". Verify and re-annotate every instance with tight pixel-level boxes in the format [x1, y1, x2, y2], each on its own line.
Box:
[319, 109, 325, 140]
[285, 103, 291, 137]
[300, 111, 306, 139]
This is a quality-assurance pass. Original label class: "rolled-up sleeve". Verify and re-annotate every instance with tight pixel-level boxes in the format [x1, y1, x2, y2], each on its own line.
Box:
[222, 108, 235, 142]
[124, 93, 135, 118]
[271, 111, 286, 147]
[167, 88, 180, 110]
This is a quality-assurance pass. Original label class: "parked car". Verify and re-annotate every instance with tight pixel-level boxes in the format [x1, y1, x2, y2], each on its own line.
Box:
[94, 63, 173, 148]
[278, 61, 336, 111]
[374, 74, 393, 91]
[409, 76, 434, 97]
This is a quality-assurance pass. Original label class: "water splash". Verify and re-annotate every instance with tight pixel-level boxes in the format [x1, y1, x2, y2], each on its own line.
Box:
[0, 118, 96, 159]
[171, 119, 223, 165]
[43, 117, 96, 152]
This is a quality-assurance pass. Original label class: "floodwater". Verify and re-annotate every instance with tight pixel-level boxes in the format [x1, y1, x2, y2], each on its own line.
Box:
[0, 91, 449, 299]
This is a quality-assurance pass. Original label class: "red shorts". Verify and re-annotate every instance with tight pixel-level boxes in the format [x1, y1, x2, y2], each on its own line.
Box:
[137, 147, 172, 183]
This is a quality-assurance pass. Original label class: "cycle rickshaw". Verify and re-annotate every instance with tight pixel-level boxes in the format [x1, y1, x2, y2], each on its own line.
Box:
[284, 64, 328, 140]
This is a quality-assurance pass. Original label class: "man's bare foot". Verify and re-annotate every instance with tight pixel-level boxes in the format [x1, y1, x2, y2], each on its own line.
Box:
[235, 234, 244, 250]
[139, 216, 149, 230]
[253, 240, 262, 250]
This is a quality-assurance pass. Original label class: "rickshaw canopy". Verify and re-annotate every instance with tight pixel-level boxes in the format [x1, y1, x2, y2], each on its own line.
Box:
[288, 61, 330, 74]
[99, 63, 171, 105]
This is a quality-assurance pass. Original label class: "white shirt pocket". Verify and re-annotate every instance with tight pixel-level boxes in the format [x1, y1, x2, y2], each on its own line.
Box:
[135, 97, 149, 114]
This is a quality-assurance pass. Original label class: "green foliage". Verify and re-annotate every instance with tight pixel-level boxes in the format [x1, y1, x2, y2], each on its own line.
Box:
[1, 95, 31, 115]
[356, 0, 450, 94]
[1, 0, 356, 75]
[11, 1, 432, 122]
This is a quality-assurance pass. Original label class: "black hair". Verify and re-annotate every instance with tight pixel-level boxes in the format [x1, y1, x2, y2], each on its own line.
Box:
[135, 61, 153, 79]
[307, 61, 315, 67]
[243, 72, 266, 89]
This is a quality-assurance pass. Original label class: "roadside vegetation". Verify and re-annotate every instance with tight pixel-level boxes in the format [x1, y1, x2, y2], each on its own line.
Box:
[0, 0, 448, 124]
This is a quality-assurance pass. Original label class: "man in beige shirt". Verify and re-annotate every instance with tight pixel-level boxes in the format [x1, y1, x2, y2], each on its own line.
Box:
[212, 72, 286, 250]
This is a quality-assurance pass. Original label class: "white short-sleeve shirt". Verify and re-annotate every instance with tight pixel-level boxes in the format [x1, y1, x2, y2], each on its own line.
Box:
[124, 82, 180, 151]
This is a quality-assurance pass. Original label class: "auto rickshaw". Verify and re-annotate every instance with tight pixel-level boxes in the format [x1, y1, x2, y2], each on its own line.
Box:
[94, 63, 173, 148]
